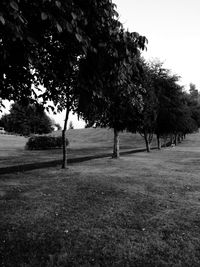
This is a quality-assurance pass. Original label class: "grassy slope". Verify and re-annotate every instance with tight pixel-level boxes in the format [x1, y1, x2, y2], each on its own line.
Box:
[0, 129, 151, 167]
[1, 133, 200, 266]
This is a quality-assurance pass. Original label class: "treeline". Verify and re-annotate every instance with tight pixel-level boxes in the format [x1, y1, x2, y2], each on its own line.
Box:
[1, 1, 200, 166]
[81, 59, 200, 155]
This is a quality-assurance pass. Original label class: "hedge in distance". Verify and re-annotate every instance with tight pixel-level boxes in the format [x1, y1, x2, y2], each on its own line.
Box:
[25, 136, 69, 150]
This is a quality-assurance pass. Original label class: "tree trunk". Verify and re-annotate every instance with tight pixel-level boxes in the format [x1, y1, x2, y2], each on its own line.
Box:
[170, 134, 173, 145]
[163, 135, 167, 147]
[112, 129, 120, 158]
[157, 134, 161, 150]
[62, 108, 69, 169]
[181, 134, 184, 141]
[144, 133, 150, 152]
[174, 134, 177, 146]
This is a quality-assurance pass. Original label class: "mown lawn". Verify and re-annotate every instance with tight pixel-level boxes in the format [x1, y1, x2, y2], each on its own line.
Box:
[1, 133, 200, 266]
[0, 128, 157, 168]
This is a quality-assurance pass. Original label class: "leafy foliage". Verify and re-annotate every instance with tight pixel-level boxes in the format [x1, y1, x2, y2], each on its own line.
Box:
[77, 30, 147, 157]
[0, 0, 120, 107]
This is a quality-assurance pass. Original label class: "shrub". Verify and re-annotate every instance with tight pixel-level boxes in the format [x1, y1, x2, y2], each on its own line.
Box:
[25, 136, 69, 150]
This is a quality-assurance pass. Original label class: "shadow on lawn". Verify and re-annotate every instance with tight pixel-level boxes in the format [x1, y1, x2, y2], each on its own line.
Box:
[0, 147, 154, 175]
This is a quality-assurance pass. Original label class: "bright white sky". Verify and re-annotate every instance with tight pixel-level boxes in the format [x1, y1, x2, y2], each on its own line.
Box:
[114, 0, 200, 89]
[3, 1, 200, 129]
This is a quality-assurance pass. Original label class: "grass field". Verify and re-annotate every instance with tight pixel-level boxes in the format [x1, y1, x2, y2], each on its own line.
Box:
[1, 132, 200, 266]
[0, 129, 155, 168]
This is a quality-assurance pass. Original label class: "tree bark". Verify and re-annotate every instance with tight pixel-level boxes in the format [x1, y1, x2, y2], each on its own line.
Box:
[112, 129, 120, 158]
[174, 134, 177, 146]
[177, 134, 181, 143]
[144, 133, 150, 152]
[163, 135, 167, 147]
[62, 108, 69, 169]
[170, 134, 173, 145]
[181, 134, 184, 141]
[157, 134, 161, 150]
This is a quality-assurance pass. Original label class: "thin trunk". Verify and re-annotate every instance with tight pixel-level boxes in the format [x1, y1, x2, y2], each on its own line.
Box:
[157, 133, 161, 149]
[112, 129, 120, 158]
[177, 134, 181, 143]
[144, 133, 150, 152]
[170, 134, 173, 145]
[62, 108, 70, 169]
[174, 134, 177, 146]
[163, 135, 167, 147]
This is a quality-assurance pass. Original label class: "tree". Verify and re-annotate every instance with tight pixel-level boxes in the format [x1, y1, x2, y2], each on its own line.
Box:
[1, 102, 53, 135]
[189, 83, 199, 103]
[1, 0, 123, 168]
[124, 59, 162, 152]
[77, 30, 147, 158]
[155, 72, 187, 146]
[36, 0, 122, 168]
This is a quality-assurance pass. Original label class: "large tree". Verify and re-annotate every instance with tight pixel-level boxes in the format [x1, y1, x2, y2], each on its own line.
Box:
[77, 30, 147, 158]
[1, 0, 122, 168]
[35, 0, 122, 167]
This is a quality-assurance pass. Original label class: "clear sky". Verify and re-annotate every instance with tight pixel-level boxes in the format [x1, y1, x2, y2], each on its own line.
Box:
[114, 0, 200, 89]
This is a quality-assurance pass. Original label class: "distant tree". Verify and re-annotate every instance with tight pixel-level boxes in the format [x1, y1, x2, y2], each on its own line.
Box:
[68, 121, 74, 130]
[128, 59, 159, 152]
[154, 74, 198, 147]
[189, 83, 199, 103]
[127, 59, 192, 151]
[184, 91, 200, 131]
[1, 103, 53, 135]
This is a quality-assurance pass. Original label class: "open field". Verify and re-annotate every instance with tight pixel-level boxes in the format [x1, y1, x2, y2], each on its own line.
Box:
[0, 128, 156, 168]
[1, 133, 200, 266]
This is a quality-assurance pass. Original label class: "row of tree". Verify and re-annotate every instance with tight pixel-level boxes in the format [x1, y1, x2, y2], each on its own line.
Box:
[80, 58, 200, 156]
[1, 1, 200, 167]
